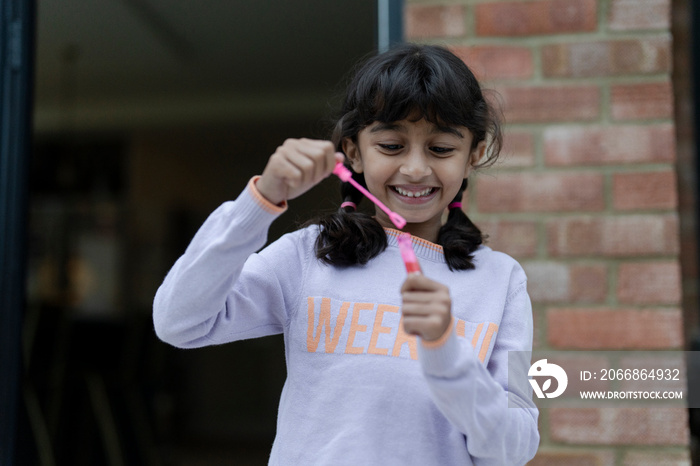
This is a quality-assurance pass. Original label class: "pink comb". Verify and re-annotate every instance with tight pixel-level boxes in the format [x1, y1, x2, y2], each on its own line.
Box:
[397, 232, 422, 274]
[333, 162, 407, 229]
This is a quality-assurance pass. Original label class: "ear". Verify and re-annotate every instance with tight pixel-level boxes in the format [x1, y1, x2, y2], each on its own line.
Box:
[342, 138, 364, 173]
[466, 140, 487, 176]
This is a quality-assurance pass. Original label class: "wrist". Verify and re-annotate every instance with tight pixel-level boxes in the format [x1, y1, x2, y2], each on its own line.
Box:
[421, 316, 455, 349]
[255, 175, 285, 206]
[249, 176, 288, 214]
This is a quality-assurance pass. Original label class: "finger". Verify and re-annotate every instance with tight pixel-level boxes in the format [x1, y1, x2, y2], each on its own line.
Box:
[400, 303, 430, 318]
[402, 315, 447, 338]
[321, 148, 339, 178]
[401, 301, 450, 318]
[401, 316, 423, 337]
[285, 149, 316, 188]
[403, 287, 450, 298]
[298, 139, 335, 181]
[401, 275, 449, 294]
[288, 141, 331, 186]
[272, 154, 306, 190]
[272, 140, 306, 186]
[401, 274, 438, 292]
[403, 288, 450, 300]
[262, 139, 334, 202]
[316, 141, 337, 180]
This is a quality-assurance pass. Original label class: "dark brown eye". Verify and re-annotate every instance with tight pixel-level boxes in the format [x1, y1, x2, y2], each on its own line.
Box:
[430, 146, 454, 155]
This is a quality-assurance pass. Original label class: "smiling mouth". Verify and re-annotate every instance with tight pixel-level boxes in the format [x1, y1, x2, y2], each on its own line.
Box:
[392, 186, 438, 198]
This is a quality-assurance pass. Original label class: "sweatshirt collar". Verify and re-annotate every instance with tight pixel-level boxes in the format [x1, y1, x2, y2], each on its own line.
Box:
[384, 228, 446, 264]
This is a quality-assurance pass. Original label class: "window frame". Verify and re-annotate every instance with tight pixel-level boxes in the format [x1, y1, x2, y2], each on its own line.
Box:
[0, 0, 35, 463]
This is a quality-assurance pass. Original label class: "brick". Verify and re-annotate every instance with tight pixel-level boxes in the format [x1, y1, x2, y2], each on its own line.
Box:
[533, 315, 544, 350]
[609, 0, 671, 31]
[405, 4, 465, 39]
[499, 130, 535, 168]
[500, 85, 600, 123]
[476, 172, 604, 213]
[546, 215, 680, 257]
[475, 219, 537, 257]
[611, 82, 674, 120]
[523, 262, 607, 304]
[523, 261, 570, 302]
[613, 170, 678, 210]
[542, 37, 671, 78]
[550, 407, 689, 445]
[451, 45, 534, 80]
[475, 0, 597, 37]
[570, 265, 608, 303]
[544, 124, 675, 166]
[617, 261, 681, 305]
[547, 308, 684, 349]
[622, 450, 691, 466]
[528, 449, 615, 466]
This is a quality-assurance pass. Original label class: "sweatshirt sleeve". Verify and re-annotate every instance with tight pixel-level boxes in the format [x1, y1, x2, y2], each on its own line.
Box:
[417, 277, 540, 465]
[153, 177, 299, 348]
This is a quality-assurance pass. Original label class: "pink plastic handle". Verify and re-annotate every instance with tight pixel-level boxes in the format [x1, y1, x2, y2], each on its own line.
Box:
[397, 232, 422, 274]
[332, 163, 407, 229]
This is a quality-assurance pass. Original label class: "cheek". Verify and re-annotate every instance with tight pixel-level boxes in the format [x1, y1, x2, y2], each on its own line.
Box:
[361, 158, 391, 183]
[456, 156, 473, 179]
[463, 165, 472, 179]
[363, 172, 386, 196]
[442, 165, 470, 198]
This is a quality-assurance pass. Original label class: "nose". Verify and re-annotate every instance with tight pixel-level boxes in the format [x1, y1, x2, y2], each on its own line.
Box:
[399, 148, 432, 179]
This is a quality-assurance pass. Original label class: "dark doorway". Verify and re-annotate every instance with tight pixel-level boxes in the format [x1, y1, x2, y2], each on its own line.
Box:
[6, 1, 402, 464]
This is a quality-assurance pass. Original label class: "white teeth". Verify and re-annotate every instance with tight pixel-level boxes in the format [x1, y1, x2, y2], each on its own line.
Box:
[395, 187, 433, 198]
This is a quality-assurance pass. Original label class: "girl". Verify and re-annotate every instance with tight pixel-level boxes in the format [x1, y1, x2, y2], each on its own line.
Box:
[154, 44, 539, 465]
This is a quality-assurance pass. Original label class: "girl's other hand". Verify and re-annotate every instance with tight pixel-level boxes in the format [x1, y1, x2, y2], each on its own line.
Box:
[400, 274, 452, 342]
[256, 139, 342, 205]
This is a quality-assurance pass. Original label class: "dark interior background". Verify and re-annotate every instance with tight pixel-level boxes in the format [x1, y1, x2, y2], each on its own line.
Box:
[23, 1, 378, 464]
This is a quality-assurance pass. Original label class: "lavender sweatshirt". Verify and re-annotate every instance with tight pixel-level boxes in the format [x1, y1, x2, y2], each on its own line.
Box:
[153, 178, 540, 465]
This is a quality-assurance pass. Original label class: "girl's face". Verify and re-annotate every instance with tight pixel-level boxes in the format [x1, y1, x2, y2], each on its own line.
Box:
[343, 118, 485, 242]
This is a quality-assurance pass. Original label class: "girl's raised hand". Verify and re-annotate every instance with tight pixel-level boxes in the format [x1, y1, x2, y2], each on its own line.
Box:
[401, 274, 452, 342]
[256, 138, 342, 205]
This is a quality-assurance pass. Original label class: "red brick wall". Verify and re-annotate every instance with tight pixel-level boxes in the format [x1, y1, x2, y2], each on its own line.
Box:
[406, 0, 690, 463]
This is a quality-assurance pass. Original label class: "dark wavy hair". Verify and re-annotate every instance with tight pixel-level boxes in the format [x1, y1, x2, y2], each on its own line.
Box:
[313, 43, 503, 270]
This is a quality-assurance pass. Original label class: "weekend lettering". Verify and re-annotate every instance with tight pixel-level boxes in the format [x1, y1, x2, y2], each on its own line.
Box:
[305, 297, 498, 362]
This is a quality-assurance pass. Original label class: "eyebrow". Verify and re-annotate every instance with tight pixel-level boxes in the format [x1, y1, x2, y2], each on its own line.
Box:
[433, 125, 464, 139]
[369, 122, 464, 139]
[369, 122, 404, 133]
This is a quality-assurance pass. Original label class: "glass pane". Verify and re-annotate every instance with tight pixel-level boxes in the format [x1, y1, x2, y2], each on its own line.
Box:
[28, 1, 377, 463]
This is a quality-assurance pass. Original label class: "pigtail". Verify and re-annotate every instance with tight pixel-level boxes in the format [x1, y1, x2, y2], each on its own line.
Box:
[437, 179, 485, 271]
[314, 166, 387, 266]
